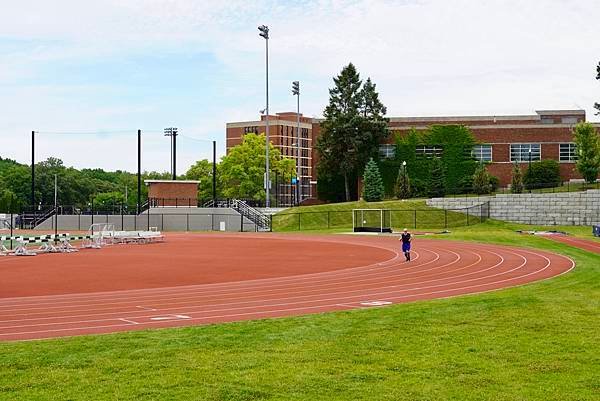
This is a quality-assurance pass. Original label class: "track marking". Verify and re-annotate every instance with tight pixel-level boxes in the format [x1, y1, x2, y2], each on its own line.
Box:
[0, 235, 574, 341]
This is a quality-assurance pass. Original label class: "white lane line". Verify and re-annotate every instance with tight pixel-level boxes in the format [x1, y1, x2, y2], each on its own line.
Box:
[0, 248, 488, 320]
[0, 247, 441, 313]
[118, 318, 139, 325]
[0, 243, 574, 338]
[0, 236, 403, 305]
[0, 251, 545, 332]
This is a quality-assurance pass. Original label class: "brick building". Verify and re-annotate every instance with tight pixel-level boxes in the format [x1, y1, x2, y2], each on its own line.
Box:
[226, 109, 599, 199]
[226, 113, 315, 206]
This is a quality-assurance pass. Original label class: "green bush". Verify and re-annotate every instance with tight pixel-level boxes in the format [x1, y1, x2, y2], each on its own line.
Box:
[472, 164, 492, 195]
[489, 175, 499, 192]
[524, 160, 561, 190]
[511, 162, 524, 194]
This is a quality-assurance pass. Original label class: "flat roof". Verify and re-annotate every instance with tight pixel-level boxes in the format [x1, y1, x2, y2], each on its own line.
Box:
[144, 180, 200, 184]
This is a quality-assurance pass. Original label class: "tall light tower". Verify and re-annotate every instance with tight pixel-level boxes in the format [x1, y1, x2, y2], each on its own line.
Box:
[164, 127, 178, 180]
[258, 24, 270, 207]
[292, 80, 300, 205]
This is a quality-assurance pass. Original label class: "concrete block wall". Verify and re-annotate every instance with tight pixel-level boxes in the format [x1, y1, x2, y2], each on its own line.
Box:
[427, 190, 600, 225]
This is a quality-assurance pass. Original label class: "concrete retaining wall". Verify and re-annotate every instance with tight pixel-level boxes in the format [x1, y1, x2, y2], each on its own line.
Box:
[427, 190, 600, 225]
[35, 208, 258, 232]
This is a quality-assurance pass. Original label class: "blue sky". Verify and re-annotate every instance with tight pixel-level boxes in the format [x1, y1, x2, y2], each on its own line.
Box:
[1, 0, 599, 172]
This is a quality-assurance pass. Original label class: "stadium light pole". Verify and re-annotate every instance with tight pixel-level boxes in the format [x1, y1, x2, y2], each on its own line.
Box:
[164, 127, 178, 180]
[292, 81, 300, 206]
[31, 131, 35, 209]
[258, 24, 270, 208]
[137, 129, 142, 214]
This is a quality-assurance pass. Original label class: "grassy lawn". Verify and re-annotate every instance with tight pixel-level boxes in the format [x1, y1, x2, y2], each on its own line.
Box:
[1, 221, 599, 400]
[273, 200, 485, 232]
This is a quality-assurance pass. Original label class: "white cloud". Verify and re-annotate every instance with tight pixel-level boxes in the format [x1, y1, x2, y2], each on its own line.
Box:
[0, 0, 599, 172]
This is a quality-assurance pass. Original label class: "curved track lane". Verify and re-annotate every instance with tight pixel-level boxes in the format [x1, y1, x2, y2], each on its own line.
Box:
[0, 234, 574, 341]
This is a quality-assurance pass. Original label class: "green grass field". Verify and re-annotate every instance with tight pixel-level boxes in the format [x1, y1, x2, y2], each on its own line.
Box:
[0, 221, 599, 400]
[272, 200, 486, 232]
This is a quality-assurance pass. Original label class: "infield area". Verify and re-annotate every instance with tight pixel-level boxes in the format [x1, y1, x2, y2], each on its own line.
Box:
[0, 233, 574, 341]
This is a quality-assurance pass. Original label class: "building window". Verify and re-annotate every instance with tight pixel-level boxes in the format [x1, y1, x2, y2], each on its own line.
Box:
[541, 118, 555, 124]
[561, 117, 578, 124]
[510, 143, 541, 162]
[416, 145, 443, 158]
[379, 144, 395, 159]
[243, 126, 258, 134]
[559, 143, 578, 162]
[472, 145, 492, 162]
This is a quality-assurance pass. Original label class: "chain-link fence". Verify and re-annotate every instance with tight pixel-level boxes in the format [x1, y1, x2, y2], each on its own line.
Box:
[272, 203, 489, 232]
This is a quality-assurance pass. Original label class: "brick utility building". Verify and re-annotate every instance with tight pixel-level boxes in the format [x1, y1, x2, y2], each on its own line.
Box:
[226, 109, 599, 198]
[145, 180, 200, 207]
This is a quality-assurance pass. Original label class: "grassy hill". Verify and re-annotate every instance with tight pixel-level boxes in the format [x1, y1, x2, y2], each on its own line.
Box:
[272, 199, 485, 231]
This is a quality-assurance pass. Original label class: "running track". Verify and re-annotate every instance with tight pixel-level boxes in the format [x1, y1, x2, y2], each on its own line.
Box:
[0, 233, 574, 341]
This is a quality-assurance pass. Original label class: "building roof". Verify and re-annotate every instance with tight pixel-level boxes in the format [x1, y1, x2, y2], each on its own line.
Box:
[144, 180, 200, 185]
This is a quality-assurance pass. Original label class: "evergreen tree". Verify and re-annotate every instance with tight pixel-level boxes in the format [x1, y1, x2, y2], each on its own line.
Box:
[511, 161, 524, 194]
[428, 157, 446, 197]
[394, 162, 411, 199]
[573, 122, 600, 183]
[362, 158, 385, 202]
[316, 63, 389, 201]
[472, 163, 491, 194]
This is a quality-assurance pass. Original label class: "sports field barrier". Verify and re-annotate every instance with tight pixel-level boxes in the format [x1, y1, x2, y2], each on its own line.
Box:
[272, 203, 489, 232]
[24, 212, 259, 233]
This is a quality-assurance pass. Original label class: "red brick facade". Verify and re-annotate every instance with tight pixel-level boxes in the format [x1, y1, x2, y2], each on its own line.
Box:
[226, 109, 600, 194]
[145, 180, 200, 206]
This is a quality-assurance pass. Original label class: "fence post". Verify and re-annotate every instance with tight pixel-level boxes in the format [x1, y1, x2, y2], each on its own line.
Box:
[162, 213, 164, 231]
[444, 209, 448, 229]
[211, 213, 215, 231]
[147, 207, 150, 230]
[186, 214, 189, 232]
[10, 207, 13, 250]
[91, 199, 94, 226]
[240, 214, 243, 232]
[466, 207, 470, 226]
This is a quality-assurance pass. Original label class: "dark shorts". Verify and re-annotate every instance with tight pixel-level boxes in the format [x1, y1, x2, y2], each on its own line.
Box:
[402, 242, 411, 252]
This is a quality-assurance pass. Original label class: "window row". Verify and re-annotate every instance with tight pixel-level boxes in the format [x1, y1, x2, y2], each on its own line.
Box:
[378, 143, 578, 162]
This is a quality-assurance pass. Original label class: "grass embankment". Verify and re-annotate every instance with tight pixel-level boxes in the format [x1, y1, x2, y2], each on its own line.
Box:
[1, 220, 599, 400]
[273, 199, 484, 232]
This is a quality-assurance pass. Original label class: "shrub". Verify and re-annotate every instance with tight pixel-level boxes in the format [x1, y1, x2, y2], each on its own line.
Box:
[472, 164, 492, 194]
[394, 163, 411, 199]
[489, 175, 500, 192]
[524, 160, 561, 190]
[511, 162, 524, 194]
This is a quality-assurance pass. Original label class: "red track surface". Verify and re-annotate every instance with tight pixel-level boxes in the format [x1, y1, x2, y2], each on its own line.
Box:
[544, 234, 600, 254]
[0, 233, 574, 341]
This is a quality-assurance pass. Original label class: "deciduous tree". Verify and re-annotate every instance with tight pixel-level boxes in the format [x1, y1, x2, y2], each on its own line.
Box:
[219, 133, 295, 202]
[574, 122, 600, 183]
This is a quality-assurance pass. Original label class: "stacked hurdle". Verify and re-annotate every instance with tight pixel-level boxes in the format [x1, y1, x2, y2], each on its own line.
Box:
[0, 234, 99, 256]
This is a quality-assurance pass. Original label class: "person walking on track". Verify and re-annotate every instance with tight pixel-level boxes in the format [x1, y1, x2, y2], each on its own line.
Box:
[400, 228, 412, 261]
